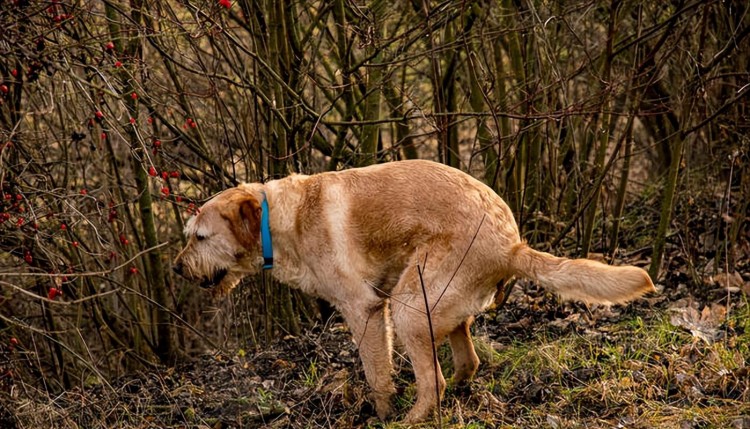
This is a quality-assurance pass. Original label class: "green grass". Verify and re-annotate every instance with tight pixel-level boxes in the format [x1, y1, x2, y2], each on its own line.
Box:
[466, 311, 749, 427]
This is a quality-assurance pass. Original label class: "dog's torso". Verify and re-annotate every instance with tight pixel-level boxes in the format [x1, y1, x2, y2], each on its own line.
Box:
[249, 160, 520, 316]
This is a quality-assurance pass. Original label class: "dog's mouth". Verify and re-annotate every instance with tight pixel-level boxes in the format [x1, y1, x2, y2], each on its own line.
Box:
[200, 268, 228, 289]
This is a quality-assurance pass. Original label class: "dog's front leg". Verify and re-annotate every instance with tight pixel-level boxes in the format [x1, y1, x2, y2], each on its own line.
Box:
[339, 299, 396, 420]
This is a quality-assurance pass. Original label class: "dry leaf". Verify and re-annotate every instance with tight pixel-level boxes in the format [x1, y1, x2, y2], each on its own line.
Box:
[709, 271, 744, 290]
[668, 302, 726, 344]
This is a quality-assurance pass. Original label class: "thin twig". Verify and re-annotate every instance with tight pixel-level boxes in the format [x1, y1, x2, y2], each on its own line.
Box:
[0, 242, 170, 278]
[417, 255, 442, 428]
[0, 280, 118, 305]
[721, 151, 738, 326]
[431, 214, 486, 312]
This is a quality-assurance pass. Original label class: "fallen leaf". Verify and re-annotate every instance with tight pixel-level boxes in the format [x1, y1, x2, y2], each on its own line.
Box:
[709, 271, 744, 290]
[668, 302, 726, 344]
[546, 414, 562, 429]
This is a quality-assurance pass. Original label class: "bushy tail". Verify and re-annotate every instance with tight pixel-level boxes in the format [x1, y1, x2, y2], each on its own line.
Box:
[508, 243, 655, 305]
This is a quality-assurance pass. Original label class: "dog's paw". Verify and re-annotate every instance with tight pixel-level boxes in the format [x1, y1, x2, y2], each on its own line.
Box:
[372, 394, 394, 421]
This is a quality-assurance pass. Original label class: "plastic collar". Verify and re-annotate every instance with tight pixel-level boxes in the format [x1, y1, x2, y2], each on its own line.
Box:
[260, 192, 273, 270]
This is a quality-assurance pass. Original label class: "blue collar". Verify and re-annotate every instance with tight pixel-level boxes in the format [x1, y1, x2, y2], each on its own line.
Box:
[260, 192, 273, 270]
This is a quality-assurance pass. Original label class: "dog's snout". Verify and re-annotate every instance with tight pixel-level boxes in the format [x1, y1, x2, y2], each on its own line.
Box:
[172, 261, 184, 276]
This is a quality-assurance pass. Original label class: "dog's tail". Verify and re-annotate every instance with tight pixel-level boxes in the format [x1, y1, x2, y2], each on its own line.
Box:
[508, 242, 655, 305]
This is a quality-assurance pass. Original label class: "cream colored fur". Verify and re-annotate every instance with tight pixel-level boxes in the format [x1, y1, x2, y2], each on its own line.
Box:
[173, 160, 655, 423]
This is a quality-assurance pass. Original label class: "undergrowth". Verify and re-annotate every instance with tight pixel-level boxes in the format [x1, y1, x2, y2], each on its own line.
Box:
[3, 292, 748, 428]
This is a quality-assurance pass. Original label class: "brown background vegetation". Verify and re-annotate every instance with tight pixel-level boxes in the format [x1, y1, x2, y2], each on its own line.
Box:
[0, 0, 748, 426]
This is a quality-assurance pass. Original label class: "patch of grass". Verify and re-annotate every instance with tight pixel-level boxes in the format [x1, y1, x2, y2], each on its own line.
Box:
[469, 311, 749, 427]
[302, 358, 320, 387]
[730, 297, 750, 348]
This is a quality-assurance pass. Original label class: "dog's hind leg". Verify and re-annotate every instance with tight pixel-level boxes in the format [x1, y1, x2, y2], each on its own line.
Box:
[391, 301, 447, 423]
[389, 265, 460, 424]
[448, 316, 480, 385]
[388, 242, 499, 423]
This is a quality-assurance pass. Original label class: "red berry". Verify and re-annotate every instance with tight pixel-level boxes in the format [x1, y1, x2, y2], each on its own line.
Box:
[148, 166, 157, 176]
[105, 41, 115, 50]
[129, 266, 138, 275]
[95, 110, 103, 119]
[48, 287, 61, 300]
[114, 60, 122, 68]
[16, 217, 24, 227]
[131, 92, 138, 100]
[161, 171, 168, 180]
[80, 189, 87, 195]
[101, 132, 107, 140]
[153, 140, 161, 148]
[129, 117, 135, 124]
[60, 223, 67, 230]
[11, 69, 18, 77]
[24, 251, 32, 264]
[9, 338, 18, 346]
[72, 241, 79, 248]
[119, 233, 129, 245]
[147, 117, 153, 124]
[160, 187, 170, 197]
[0, 85, 8, 94]
[15, 194, 21, 201]
[219, 0, 231, 8]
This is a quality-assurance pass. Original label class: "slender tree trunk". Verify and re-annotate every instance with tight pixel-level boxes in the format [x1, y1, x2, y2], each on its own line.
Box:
[106, 0, 174, 363]
[359, 3, 384, 166]
[581, 0, 619, 257]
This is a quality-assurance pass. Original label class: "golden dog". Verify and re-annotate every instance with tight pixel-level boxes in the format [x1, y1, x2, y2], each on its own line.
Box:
[173, 160, 655, 423]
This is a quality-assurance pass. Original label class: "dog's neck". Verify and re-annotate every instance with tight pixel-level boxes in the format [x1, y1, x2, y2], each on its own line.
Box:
[260, 191, 273, 270]
[254, 177, 319, 288]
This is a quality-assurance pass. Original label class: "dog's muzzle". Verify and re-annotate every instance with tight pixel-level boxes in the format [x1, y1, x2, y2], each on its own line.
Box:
[173, 261, 228, 289]
[199, 268, 228, 289]
[172, 262, 185, 277]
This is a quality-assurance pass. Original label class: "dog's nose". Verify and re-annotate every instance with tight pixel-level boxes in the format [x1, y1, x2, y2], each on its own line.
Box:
[173, 262, 184, 276]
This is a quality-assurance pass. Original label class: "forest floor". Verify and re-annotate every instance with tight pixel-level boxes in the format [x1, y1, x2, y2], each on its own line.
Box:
[4, 262, 749, 429]
[3, 186, 750, 428]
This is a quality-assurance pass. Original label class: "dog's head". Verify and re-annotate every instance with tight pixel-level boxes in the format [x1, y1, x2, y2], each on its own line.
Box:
[173, 186, 264, 296]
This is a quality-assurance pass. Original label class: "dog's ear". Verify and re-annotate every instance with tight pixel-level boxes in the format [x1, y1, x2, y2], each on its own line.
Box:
[223, 191, 261, 249]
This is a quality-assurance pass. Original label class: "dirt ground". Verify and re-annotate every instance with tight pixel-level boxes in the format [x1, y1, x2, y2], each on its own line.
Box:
[3, 267, 749, 428]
